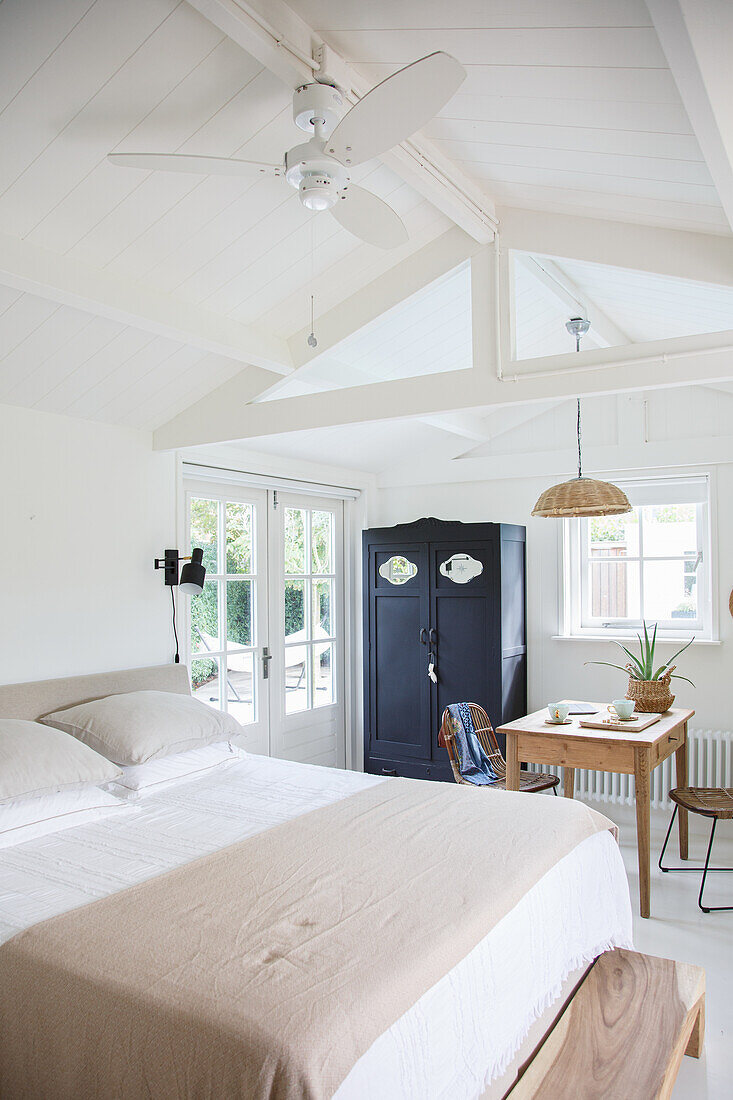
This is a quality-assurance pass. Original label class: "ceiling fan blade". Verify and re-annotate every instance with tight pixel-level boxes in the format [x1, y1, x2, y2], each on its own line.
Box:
[326, 52, 465, 167]
[330, 185, 408, 249]
[107, 152, 282, 177]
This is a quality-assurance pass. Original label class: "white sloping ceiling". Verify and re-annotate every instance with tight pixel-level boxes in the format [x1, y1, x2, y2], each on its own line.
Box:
[0, 0, 731, 442]
[513, 252, 733, 357]
[534, 256, 733, 344]
[0, 286, 242, 431]
[291, 0, 726, 233]
[266, 261, 472, 399]
[0, 0, 451, 331]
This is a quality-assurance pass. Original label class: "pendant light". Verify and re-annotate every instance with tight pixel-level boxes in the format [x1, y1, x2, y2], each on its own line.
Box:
[531, 319, 632, 519]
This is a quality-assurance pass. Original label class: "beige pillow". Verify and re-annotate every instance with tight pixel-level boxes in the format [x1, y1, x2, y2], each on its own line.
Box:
[0, 720, 121, 804]
[40, 690, 242, 766]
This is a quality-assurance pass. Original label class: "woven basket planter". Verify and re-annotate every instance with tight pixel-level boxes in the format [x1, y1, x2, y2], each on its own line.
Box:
[625, 664, 676, 713]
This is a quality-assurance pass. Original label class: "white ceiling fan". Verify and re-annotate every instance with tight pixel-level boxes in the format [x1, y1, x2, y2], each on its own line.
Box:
[108, 52, 465, 250]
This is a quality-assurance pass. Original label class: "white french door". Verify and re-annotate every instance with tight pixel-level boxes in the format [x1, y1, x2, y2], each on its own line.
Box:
[184, 481, 345, 766]
[185, 481, 270, 755]
[268, 493, 345, 768]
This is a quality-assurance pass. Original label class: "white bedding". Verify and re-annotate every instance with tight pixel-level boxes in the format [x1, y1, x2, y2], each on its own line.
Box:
[0, 755, 632, 1098]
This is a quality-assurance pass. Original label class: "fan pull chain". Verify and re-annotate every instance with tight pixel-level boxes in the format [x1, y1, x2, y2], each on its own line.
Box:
[307, 295, 317, 348]
[307, 216, 318, 348]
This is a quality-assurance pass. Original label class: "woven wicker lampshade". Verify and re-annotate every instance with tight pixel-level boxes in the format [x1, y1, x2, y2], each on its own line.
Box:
[532, 476, 631, 518]
[531, 319, 632, 519]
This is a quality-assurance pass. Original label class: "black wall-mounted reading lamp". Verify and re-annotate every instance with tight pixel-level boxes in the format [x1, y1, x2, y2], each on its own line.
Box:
[154, 548, 206, 663]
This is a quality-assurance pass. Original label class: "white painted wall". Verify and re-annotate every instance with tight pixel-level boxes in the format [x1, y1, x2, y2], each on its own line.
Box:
[374, 464, 733, 733]
[0, 404, 177, 684]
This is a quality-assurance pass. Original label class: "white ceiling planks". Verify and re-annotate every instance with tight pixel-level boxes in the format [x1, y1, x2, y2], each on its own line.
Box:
[290, 0, 725, 234]
[0, 0, 732, 452]
[291, 0, 654, 33]
[0, 0, 194, 230]
[253, 194, 453, 339]
[271, 260, 472, 396]
[59, 49, 284, 271]
[0, 0, 447, 345]
[0, 289, 243, 430]
[546, 255, 733, 343]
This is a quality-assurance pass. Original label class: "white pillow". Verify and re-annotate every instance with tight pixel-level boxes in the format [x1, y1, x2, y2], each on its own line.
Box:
[112, 741, 245, 797]
[40, 690, 243, 766]
[0, 719, 121, 804]
[0, 788, 134, 849]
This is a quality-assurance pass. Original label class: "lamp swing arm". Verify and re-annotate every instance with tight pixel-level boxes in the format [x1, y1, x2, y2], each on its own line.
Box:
[154, 547, 206, 592]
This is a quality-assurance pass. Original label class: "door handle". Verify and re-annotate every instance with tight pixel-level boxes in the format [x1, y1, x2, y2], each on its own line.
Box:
[261, 647, 272, 679]
[429, 627, 437, 646]
[419, 627, 427, 645]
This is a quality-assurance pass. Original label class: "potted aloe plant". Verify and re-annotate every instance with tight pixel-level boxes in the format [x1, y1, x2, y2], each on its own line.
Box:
[586, 621, 694, 713]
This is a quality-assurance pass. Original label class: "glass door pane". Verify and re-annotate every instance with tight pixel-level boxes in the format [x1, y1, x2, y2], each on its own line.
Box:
[185, 483, 269, 755]
[269, 493, 344, 766]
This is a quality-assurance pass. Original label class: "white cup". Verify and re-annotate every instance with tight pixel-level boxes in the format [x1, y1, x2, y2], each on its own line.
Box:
[547, 702, 570, 723]
[608, 698, 635, 721]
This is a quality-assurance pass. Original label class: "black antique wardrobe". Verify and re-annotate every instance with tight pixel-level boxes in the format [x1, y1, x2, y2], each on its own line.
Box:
[362, 518, 526, 781]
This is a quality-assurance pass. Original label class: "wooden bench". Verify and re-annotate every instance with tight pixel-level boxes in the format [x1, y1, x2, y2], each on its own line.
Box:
[507, 949, 705, 1099]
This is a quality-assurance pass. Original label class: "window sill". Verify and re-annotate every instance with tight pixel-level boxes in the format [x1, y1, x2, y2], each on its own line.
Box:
[552, 634, 721, 646]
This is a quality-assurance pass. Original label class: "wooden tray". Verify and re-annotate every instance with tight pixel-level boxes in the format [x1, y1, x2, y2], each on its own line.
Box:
[579, 713, 661, 733]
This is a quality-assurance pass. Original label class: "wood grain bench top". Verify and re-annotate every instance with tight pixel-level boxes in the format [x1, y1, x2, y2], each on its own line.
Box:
[507, 949, 705, 1100]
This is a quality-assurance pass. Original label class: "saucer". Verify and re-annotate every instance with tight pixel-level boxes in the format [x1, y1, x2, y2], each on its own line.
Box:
[545, 718, 572, 725]
[608, 714, 638, 722]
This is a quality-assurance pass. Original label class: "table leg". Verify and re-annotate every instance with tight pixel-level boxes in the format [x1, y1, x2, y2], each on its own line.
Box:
[634, 746, 651, 918]
[506, 733, 520, 791]
[676, 725, 689, 860]
[563, 768, 575, 799]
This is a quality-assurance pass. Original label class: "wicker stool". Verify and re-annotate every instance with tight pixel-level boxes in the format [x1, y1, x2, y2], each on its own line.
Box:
[659, 788, 733, 913]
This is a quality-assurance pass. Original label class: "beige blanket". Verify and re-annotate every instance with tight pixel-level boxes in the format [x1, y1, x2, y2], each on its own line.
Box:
[0, 778, 615, 1100]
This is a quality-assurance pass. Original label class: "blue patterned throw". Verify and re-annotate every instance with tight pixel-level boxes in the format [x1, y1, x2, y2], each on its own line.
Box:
[445, 702, 501, 786]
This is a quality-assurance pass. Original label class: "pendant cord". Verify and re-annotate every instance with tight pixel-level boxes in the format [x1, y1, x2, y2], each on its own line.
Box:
[575, 328, 582, 478]
[577, 397, 582, 479]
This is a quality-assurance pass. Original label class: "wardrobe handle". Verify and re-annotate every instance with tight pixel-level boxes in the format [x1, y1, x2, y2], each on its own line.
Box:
[419, 627, 427, 645]
[381, 768, 398, 776]
[429, 627, 437, 646]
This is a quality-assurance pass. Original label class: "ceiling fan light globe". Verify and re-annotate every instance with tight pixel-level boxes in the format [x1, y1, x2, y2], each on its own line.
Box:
[300, 176, 338, 211]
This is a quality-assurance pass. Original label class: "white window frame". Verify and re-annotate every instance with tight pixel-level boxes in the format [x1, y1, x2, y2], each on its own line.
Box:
[562, 474, 714, 641]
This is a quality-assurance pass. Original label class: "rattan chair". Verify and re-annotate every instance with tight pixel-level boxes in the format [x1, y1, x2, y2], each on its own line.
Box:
[438, 703, 560, 794]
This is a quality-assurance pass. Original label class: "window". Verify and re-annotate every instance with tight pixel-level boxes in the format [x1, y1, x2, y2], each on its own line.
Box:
[188, 494, 260, 727]
[283, 505, 337, 714]
[564, 475, 712, 638]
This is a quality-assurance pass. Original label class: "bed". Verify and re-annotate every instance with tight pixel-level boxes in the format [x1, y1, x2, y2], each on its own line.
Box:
[0, 665, 633, 1099]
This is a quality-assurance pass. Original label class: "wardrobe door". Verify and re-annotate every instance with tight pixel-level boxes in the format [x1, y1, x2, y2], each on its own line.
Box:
[430, 541, 500, 754]
[367, 543, 431, 761]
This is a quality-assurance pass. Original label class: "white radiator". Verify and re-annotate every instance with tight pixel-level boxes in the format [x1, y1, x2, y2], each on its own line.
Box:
[529, 728, 733, 811]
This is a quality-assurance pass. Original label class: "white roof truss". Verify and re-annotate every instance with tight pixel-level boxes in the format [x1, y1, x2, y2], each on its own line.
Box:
[0, 232, 292, 374]
[513, 255, 631, 349]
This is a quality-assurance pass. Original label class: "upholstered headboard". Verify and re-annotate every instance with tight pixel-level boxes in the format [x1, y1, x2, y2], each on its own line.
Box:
[0, 664, 191, 721]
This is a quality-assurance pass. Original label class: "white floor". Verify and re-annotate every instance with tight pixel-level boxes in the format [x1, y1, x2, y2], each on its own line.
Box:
[585, 800, 732, 1099]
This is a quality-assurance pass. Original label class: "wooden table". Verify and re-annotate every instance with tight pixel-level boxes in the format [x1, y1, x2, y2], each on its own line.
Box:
[497, 704, 694, 918]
